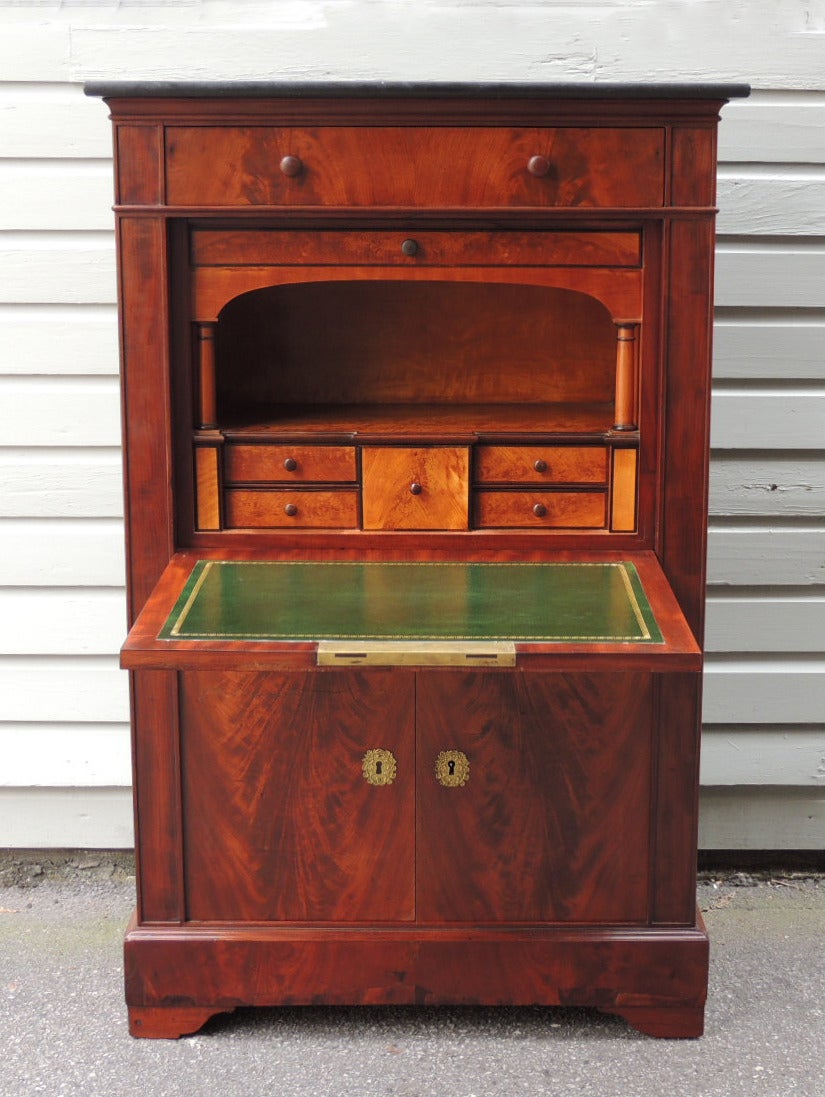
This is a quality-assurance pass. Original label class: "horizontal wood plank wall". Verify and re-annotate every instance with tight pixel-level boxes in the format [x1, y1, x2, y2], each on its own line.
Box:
[0, 2, 823, 849]
[707, 84, 825, 850]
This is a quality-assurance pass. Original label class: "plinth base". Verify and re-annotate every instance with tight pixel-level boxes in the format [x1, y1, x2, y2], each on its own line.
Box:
[124, 911, 708, 1039]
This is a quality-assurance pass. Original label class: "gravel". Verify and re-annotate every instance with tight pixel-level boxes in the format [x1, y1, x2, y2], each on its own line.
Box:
[2, 854, 824, 1097]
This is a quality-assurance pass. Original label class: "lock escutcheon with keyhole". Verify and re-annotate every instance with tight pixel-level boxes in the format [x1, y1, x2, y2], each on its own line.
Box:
[435, 750, 470, 787]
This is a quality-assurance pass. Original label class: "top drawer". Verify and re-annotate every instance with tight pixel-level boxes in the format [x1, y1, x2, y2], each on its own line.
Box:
[165, 126, 665, 208]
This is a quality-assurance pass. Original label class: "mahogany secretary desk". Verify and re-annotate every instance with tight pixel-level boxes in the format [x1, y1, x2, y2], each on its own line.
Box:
[87, 81, 748, 1039]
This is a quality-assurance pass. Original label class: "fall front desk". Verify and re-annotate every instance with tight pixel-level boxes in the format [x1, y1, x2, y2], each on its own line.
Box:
[93, 80, 746, 1039]
[122, 551, 704, 1040]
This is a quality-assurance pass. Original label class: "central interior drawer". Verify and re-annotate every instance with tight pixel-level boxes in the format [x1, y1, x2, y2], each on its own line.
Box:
[362, 446, 470, 531]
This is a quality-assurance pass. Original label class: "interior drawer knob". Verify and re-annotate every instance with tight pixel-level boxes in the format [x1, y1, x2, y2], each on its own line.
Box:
[283, 457, 298, 472]
[401, 238, 419, 257]
[533, 502, 547, 518]
[527, 155, 551, 178]
[409, 481, 423, 495]
[284, 503, 299, 517]
[279, 155, 303, 177]
[533, 458, 548, 473]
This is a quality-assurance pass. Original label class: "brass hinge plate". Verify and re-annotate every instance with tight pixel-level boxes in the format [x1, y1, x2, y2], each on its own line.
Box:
[316, 640, 516, 667]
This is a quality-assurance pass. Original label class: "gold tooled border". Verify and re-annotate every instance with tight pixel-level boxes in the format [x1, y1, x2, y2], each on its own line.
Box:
[618, 562, 652, 641]
[168, 560, 214, 637]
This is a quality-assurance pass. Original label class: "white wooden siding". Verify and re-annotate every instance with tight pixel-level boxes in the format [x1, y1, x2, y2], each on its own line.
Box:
[0, 789, 133, 849]
[707, 529, 825, 587]
[715, 246, 825, 309]
[0, 1, 823, 850]
[713, 319, 825, 380]
[709, 458, 825, 517]
[0, 451, 123, 517]
[0, 724, 131, 786]
[718, 96, 825, 161]
[717, 174, 825, 236]
[0, 519, 124, 585]
[0, 307, 118, 375]
[0, 234, 116, 304]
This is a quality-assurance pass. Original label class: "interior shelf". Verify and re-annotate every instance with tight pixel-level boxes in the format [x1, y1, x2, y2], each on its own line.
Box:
[216, 401, 620, 440]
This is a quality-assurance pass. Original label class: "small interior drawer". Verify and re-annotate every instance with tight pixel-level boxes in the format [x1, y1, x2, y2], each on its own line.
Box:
[224, 444, 357, 483]
[474, 491, 606, 529]
[166, 126, 664, 208]
[224, 489, 359, 529]
[475, 446, 608, 484]
[362, 446, 470, 530]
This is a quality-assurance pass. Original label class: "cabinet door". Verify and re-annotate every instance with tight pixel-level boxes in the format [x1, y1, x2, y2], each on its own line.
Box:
[415, 671, 652, 923]
[180, 669, 415, 922]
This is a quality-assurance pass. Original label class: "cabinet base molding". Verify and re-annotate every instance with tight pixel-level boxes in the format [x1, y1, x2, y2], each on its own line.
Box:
[128, 1005, 233, 1040]
[124, 912, 708, 1040]
[602, 1004, 705, 1039]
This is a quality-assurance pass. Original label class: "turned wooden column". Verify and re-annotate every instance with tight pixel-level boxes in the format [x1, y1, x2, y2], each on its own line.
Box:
[193, 322, 221, 530]
[196, 322, 218, 430]
[614, 323, 638, 431]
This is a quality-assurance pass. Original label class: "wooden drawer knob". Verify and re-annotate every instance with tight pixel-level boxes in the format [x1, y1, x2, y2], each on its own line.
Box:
[527, 155, 551, 178]
[401, 238, 419, 257]
[409, 481, 423, 495]
[533, 502, 547, 518]
[279, 155, 303, 177]
[533, 459, 548, 473]
[284, 503, 299, 517]
[283, 457, 298, 472]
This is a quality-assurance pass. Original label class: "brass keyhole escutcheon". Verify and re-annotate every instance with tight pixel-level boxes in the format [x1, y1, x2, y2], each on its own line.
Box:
[435, 750, 469, 787]
[362, 748, 397, 786]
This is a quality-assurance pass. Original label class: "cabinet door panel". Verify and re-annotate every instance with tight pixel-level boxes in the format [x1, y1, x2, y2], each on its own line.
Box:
[180, 670, 415, 922]
[415, 671, 652, 924]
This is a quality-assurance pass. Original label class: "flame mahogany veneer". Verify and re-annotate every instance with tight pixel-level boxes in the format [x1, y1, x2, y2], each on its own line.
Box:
[88, 81, 748, 1039]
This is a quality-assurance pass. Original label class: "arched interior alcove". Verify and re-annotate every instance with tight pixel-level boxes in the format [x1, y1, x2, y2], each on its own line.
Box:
[213, 280, 617, 433]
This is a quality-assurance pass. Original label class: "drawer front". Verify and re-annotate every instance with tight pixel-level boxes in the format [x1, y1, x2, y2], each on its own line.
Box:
[225, 489, 359, 528]
[362, 447, 470, 530]
[224, 444, 357, 483]
[191, 230, 641, 269]
[476, 446, 608, 484]
[167, 126, 664, 208]
[475, 491, 606, 529]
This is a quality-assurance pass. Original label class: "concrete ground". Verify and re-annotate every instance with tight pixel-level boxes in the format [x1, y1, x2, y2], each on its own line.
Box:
[1, 854, 823, 1097]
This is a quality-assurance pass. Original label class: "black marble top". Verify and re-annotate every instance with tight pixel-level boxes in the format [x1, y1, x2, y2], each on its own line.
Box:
[85, 80, 750, 100]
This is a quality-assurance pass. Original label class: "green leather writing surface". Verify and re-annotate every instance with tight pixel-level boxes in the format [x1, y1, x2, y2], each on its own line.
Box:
[159, 561, 664, 643]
